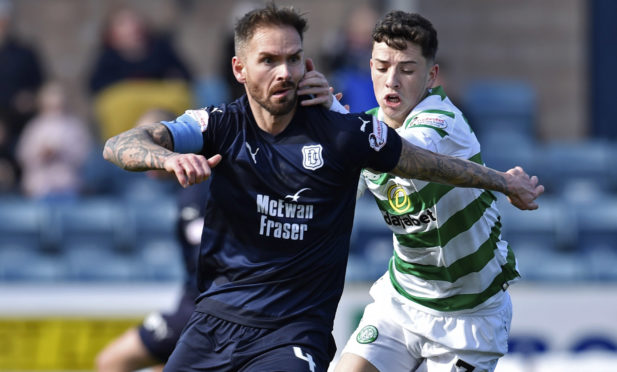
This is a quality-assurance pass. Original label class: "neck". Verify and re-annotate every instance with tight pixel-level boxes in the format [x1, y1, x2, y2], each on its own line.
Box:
[246, 95, 296, 136]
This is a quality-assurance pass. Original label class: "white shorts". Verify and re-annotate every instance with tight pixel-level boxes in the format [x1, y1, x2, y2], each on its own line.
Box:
[340, 275, 512, 372]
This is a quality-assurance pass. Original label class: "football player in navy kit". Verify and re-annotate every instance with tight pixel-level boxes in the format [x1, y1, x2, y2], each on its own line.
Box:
[103, 4, 543, 371]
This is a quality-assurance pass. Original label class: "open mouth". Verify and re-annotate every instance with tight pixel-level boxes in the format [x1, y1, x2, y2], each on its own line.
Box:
[273, 88, 291, 97]
[271, 83, 295, 98]
[385, 93, 401, 105]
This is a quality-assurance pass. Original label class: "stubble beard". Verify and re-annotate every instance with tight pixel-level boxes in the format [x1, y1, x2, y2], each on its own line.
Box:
[248, 82, 298, 116]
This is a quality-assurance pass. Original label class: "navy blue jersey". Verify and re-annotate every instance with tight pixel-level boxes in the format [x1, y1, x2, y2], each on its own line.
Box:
[176, 180, 209, 296]
[163, 96, 401, 330]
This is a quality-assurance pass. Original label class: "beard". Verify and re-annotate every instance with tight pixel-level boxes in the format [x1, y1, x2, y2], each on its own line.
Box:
[248, 80, 298, 116]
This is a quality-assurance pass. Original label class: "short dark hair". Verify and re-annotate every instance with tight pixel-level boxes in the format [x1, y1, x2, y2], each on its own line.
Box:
[372, 11, 438, 62]
[234, 2, 308, 56]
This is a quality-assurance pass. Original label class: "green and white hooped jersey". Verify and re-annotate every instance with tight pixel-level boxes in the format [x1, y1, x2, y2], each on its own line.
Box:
[361, 86, 520, 313]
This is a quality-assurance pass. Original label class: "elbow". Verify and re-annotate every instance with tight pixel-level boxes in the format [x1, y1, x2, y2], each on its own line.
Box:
[102, 138, 115, 163]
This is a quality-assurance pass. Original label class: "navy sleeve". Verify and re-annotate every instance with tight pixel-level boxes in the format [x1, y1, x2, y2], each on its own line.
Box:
[328, 111, 402, 173]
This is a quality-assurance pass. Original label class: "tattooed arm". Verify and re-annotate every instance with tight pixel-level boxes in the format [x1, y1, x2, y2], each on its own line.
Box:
[391, 140, 544, 210]
[103, 123, 221, 187]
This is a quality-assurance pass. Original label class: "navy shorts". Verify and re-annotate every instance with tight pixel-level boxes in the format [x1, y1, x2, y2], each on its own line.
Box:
[164, 311, 336, 371]
[138, 289, 197, 362]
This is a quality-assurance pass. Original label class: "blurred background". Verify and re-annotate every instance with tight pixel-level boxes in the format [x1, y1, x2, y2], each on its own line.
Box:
[0, 0, 616, 371]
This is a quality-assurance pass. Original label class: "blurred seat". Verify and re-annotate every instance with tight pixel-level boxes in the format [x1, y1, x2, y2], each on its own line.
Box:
[0, 197, 51, 252]
[125, 196, 178, 252]
[348, 194, 394, 281]
[93, 80, 193, 141]
[63, 246, 144, 281]
[574, 196, 617, 251]
[480, 130, 537, 174]
[0, 247, 66, 281]
[573, 197, 617, 280]
[462, 79, 537, 144]
[535, 140, 615, 196]
[51, 197, 131, 253]
[497, 195, 586, 281]
[139, 238, 184, 281]
[499, 195, 573, 252]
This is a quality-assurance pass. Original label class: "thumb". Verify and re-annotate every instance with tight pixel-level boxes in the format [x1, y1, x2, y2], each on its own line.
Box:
[207, 154, 223, 168]
[305, 57, 314, 72]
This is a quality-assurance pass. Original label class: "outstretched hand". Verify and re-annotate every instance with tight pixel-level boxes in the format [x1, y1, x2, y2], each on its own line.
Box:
[298, 58, 334, 108]
[504, 166, 545, 210]
[164, 153, 222, 188]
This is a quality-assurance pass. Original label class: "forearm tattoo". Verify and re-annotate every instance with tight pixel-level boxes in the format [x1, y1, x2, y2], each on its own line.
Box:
[103, 123, 175, 171]
[392, 141, 508, 193]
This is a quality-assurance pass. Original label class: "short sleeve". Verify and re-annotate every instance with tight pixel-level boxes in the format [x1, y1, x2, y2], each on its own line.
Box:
[361, 115, 402, 172]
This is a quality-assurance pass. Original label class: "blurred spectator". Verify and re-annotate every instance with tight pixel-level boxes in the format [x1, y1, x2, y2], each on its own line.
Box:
[320, 3, 379, 112]
[88, 6, 191, 95]
[0, 0, 45, 174]
[88, 6, 193, 142]
[15, 82, 92, 200]
[81, 108, 177, 198]
[0, 113, 18, 193]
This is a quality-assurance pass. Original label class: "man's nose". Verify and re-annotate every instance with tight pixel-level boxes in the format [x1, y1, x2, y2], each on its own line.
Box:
[276, 62, 292, 80]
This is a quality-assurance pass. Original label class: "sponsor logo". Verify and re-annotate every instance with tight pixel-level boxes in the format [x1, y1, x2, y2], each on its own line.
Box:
[210, 107, 223, 114]
[356, 325, 378, 344]
[186, 109, 210, 132]
[358, 116, 370, 132]
[256, 194, 314, 240]
[387, 184, 411, 213]
[383, 184, 436, 227]
[302, 144, 324, 170]
[382, 209, 436, 227]
[285, 188, 311, 202]
[369, 119, 388, 151]
[245, 142, 260, 164]
[411, 114, 448, 129]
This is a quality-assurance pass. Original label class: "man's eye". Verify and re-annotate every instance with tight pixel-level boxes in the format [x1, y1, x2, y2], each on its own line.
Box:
[289, 55, 300, 63]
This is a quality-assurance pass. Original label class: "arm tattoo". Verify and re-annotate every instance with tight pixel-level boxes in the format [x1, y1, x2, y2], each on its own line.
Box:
[103, 123, 175, 171]
[391, 141, 508, 193]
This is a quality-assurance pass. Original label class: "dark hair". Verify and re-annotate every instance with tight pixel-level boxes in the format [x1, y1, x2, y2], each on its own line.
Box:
[233, 2, 307, 56]
[372, 11, 438, 62]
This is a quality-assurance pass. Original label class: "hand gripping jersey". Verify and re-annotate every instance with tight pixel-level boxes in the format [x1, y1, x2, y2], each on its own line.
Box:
[360, 86, 520, 313]
[163, 96, 402, 330]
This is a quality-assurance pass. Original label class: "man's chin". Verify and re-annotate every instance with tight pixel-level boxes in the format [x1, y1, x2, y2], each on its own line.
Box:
[267, 97, 297, 116]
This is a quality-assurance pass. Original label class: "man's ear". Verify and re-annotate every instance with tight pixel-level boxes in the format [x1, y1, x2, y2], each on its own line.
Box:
[428, 63, 439, 87]
[232, 56, 246, 84]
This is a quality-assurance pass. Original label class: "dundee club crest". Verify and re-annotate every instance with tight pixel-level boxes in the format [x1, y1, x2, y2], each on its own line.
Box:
[302, 144, 323, 170]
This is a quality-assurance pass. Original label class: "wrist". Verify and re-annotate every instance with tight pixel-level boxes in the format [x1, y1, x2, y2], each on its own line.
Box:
[329, 95, 349, 114]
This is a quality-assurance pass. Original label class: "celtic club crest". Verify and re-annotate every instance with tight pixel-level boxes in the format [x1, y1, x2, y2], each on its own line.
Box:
[356, 325, 379, 344]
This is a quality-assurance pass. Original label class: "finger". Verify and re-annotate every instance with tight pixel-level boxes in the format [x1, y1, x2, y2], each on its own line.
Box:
[174, 169, 189, 188]
[334, 92, 343, 101]
[297, 86, 330, 97]
[207, 154, 222, 168]
[180, 158, 198, 186]
[298, 73, 326, 88]
[344, 104, 350, 111]
[300, 95, 330, 106]
[305, 57, 314, 72]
